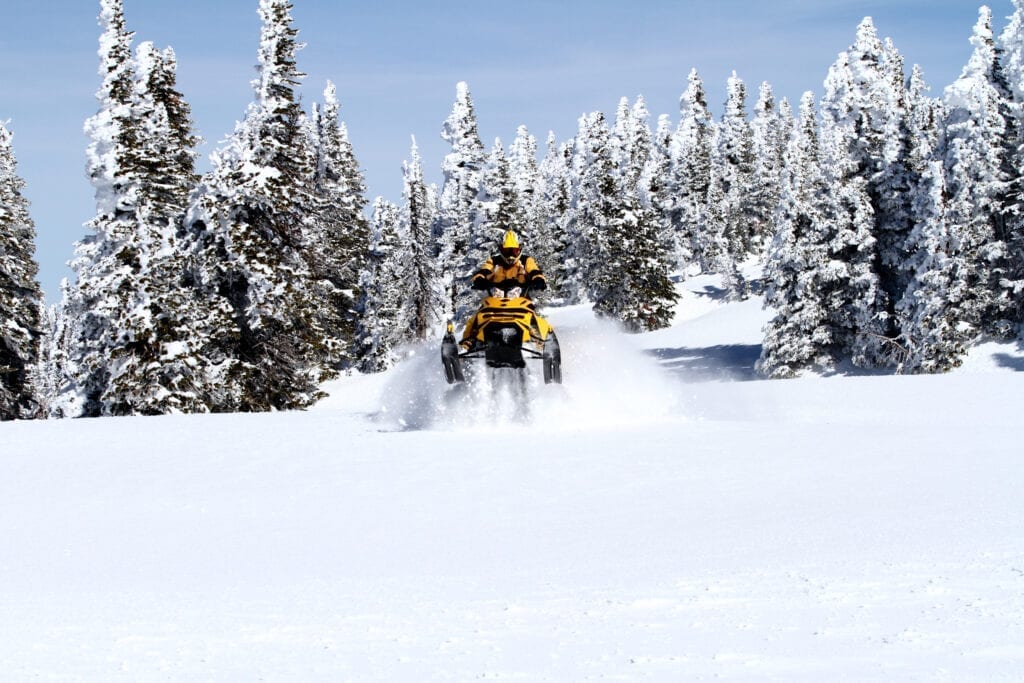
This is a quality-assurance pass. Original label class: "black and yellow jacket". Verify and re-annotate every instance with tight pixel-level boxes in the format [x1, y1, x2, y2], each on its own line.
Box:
[470, 253, 547, 292]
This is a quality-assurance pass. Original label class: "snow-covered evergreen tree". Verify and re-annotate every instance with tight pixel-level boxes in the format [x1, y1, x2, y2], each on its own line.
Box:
[474, 139, 526, 267]
[306, 81, 369, 370]
[57, 1, 209, 417]
[56, 0, 140, 417]
[672, 69, 714, 272]
[186, 0, 325, 411]
[819, 22, 897, 366]
[749, 82, 788, 254]
[895, 158, 971, 373]
[435, 82, 487, 321]
[572, 112, 617, 302]
[702, 72, 755, 299]
[354, 197, 402, 372]
[643, 114, 682, 275]
[816, 18, 922, 364]
[999, 0, 1024, 326]
[760, 93, 835, 378]
[1002, 0, 1024, 102]
[894, 65, 967, 372]
[762, 84, 888, 375]
[393, 138, 441, 343]
[571, 106, 676, 330]
[536, 132, 574, 300]
[703, 160, 744, 299]
[940, 6, 1019, 337]
[508, 125, 542, 250]
[0, 122, 45, 420]
[99, 41, 210, 416]
[611, 96, 652, 192]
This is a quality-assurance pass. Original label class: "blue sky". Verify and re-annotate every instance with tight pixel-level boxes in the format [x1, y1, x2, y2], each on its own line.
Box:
[0, 0, 999, 301]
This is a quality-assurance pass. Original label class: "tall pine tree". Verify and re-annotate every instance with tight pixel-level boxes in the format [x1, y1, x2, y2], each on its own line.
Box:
[56, 0, 139, 417]
[354, 197, 402, 372]
[187, 0, 324, 411]
[306, 81, 369, 370]
[760, 93, 839, 377]
[435, 82, 487, 323]
[940, 6, 1019, 338]
[57, 1, 206, 417]
[0, 123, 45, 420]
[393, 138, 441, 343]
[672, 69, 714, 272]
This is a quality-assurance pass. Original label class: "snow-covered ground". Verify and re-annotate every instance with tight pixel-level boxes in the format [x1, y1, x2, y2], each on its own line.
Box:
[3, 275, 1024, 681]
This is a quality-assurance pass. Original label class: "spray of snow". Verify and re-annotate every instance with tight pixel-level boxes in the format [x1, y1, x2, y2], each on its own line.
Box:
[370, 305, 684, 433]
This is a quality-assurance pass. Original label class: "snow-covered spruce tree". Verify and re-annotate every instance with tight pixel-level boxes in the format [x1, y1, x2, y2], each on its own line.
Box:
[672, 69, 714, 272]
[536, 132, 574, 300]
[999, 0, 1024, 325]
[55, 0, 139, 417]
[643, 113, 686, 280]
[627, 107, 680, 331]
[508, 125, 542, 249]
[99, 42, 212, 416]
[819, 25, 896, 367]
[473, 139, 527, 266]
[573, 106, 676, 331]
[894, 158, 971, 373]
[611, 96, 653, 193]
[393, 138, 441, 343]
[895, 66, 970, 373]
[186, 0, 326, 411]
[703, 161, 744, 300]
[940, 6, 1019, 338]
[602, 193, 679, 332]
[354, 197, 402, 372]
[306, 81, 369, 370]
[875, 36, 918, 304]
[434, 81, 487, 322]
[58, 1, 207, 417]
[0, 122, 45, 420]
[702, 72, 756, 300]
[749, 83, 789, 255]
[571, 112, 617, 302]
[820, 19, 925, 361]
[759, 92, 844, 377]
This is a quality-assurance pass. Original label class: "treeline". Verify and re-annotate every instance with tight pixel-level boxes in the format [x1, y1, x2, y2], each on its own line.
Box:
[2, 1, 1024, 419]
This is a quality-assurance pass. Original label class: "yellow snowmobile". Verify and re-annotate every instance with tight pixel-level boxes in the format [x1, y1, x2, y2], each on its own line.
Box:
[441, 284, 562, 384]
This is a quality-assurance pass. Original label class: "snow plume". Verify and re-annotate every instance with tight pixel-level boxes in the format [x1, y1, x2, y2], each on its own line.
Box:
[371, 307, 684, 433]
[372, 342, 452, 431]
[529, 308, 685, 432]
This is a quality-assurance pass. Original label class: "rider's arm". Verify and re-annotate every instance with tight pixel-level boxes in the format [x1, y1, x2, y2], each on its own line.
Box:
[471, 257, 495, 290]
[523, 256, 547, 290]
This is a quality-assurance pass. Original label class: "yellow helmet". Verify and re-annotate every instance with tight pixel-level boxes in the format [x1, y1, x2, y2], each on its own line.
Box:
[500, 230, 521, 260]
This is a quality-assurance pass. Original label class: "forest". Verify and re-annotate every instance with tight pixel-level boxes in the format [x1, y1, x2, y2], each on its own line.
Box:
[2, 0, 1024, 419]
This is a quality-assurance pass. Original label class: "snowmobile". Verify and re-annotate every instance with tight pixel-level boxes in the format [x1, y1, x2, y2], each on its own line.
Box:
[441, 284, 562, 385]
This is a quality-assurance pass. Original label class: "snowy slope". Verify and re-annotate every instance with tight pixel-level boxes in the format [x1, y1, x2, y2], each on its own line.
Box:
[2, 277, 1024, 681]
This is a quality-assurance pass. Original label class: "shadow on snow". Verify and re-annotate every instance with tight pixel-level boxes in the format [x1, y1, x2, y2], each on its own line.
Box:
[645, 344, 763, 382]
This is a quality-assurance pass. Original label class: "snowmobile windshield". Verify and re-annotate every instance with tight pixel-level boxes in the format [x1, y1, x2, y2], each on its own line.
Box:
[490, 285, 522, 299]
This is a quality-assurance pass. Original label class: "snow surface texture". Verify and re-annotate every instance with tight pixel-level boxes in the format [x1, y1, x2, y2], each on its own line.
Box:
[3, 274, 1024, 681]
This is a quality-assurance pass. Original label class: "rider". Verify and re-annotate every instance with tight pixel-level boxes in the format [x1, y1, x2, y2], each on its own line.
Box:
[460, 230, 547, 350]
